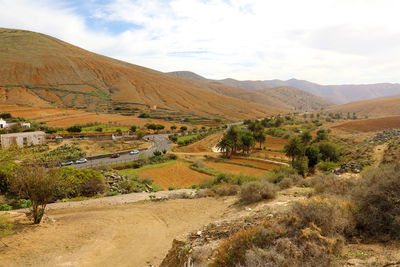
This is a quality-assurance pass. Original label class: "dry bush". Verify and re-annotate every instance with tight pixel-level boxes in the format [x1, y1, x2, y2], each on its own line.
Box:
[80, 178, 106, 197]
[214, 220, 342, 267]
[11, 163, 59, 224]
[240, 181, 277, 204]
[278, 177, 293, 189]
[193, 160, 207, 169]
[168, 192, 193, 199]
[212, 183, 240, 196]
[309, 174, 356, 196]
[291, 196, 355, 237]
[353, 164, 400, 240]
[195, 189, 215, 198]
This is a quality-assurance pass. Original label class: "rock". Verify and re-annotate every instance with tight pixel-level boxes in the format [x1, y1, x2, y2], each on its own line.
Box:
[346, 258, 364, 266]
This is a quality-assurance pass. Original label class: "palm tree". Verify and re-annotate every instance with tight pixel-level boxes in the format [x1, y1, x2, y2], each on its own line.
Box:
[284, 137, 303, 163]
[254, 131, 266, 149]
[216, 136, 234, 158]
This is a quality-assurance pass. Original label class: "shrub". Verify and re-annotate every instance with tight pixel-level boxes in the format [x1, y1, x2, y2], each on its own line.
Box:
[278, 177, 293, 189]
[80, 179, 106, 197]
[138, 113, 150, 118]
[66, 125, 82, 133]
[240, 181, 277, 204]
[168, 186, 177, 191]
[317, 141, 341, 162]
[0, 204, 12, 211]
[153, 150, 162, 157]
[263, 166, 297, 184]
[212, 183, 240, 196]
[211, 173, 258, 187]
[13, 199, 32, 209]
[353, 164, 400, 240]
[0, 213, 13, 238]
[291, 197, 355, 237]
[168, 154, 178, 160]
[57, 167, 105, 198]
[11, 163, 60, 224]
[293, 156, 308, 177]
[316, 161, 338, 174]
[310, 174, 356, 196]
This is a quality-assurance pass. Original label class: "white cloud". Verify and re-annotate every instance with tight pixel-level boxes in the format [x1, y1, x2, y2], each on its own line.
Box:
[0, 0, 400, 84]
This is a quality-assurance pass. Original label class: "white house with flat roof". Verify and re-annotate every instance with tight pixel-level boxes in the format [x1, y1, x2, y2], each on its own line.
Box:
[0, 131, 46, 149]
[0, 118, 8, 129]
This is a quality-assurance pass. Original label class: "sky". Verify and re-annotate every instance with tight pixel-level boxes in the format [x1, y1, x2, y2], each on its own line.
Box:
[0, 0, 400, 84]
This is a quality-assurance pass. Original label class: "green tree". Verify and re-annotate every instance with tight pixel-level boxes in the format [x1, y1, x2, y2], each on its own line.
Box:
[66, 125, 82, 133]
[240, 131, 255, 155]
[217, 136, 234, 158]
[317, 141, 341, 162]
[253, 131, 266, 149]
[130, 125, 137, 132]
[170, 125, 177, 130]
[305, 146, 321, 169]
[284, 137, 303, 163]
[300, 131, 312, 147]
[180, 126, 187, 132]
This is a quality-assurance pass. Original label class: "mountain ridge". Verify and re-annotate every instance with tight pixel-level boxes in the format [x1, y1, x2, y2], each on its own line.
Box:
[0, 28, 286, 121]
[169, 71, 400, 104]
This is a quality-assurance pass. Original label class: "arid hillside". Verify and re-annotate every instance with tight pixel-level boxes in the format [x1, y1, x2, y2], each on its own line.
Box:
[330, 96, 400, 117]
[0, 28, 283, 121]
[168, 71, 332, 111]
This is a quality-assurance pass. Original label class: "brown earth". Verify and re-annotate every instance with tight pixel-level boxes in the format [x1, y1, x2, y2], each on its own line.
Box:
[205, 161, 267, 176]
[330, 96, 400, 117]
[228, 157, 282, 170]
[0, 28, 284, 121]
[139, 161, 211, 189]
[332, 116, 400, 132]
[0, 197, 233, 267]
[0, 104, 188, 128]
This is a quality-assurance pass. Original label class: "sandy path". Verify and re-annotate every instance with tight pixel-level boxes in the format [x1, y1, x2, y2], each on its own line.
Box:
[372, 143, 388, 167]
[0, 197, 233, 267]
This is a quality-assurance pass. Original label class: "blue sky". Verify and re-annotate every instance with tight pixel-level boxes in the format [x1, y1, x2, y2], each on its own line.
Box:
[1, 0, 400, 84]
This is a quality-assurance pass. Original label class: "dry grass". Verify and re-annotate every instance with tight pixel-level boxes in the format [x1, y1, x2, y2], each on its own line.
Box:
[139, 160, 210, 189]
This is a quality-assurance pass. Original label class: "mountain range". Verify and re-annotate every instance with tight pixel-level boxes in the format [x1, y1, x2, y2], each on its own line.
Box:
[169, 71, 400, 104]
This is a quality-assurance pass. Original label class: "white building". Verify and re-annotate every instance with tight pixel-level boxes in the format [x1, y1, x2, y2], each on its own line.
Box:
[0, 131, 46, 149]
[0, 118, 8, 129]
[20, 122, 31, 128]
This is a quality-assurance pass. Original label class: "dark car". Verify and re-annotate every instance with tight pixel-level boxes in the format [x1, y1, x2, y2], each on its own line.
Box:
[110, 153, 120, 158]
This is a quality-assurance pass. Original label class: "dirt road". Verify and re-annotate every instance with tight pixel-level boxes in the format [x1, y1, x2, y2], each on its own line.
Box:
[0, 198, 233, 267]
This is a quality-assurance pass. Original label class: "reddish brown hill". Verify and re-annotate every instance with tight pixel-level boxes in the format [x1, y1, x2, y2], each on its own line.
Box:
[0, 28, 283, 121]
[330, 97, 400, 117]
[333, 116, 400, 132]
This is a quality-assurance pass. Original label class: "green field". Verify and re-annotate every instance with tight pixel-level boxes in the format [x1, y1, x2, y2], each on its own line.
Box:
[177, 135, 198, 142]
[117, 160, 176, 178]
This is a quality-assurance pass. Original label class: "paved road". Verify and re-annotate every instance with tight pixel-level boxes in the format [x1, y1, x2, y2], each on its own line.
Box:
[73, 134, 171, 169]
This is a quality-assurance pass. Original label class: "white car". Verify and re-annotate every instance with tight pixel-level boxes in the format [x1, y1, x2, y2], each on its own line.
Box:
[75, 158, 88, 164]
[130, 150, 139, 155]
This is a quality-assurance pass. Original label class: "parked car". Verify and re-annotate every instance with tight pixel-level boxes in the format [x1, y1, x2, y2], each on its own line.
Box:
[75, 158, 88, 164]
[55, 136, 63, 140]
[61, 160, 74, 166]
[130, 150, 139, 155]
[110, 153, 120, 158]
[78, 135, 85, 139]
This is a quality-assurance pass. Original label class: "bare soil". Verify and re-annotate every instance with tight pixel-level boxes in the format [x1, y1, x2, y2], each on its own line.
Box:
[0, 197, 234, 267]
[139, 161, 211, 189]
